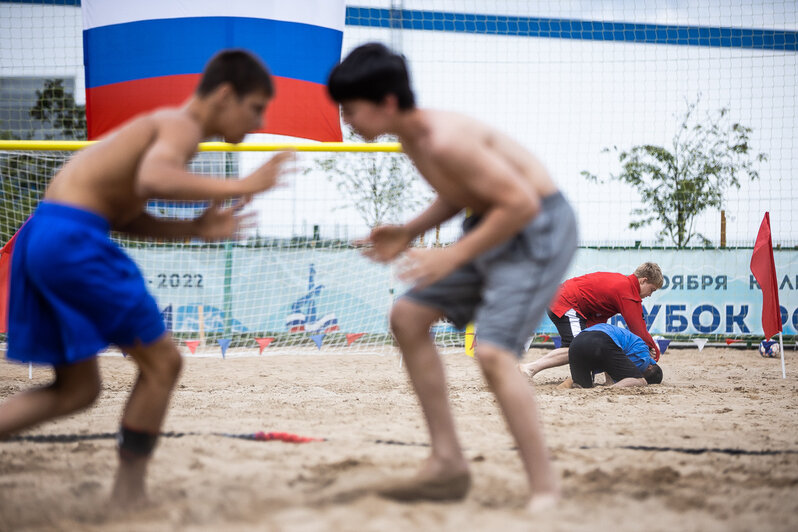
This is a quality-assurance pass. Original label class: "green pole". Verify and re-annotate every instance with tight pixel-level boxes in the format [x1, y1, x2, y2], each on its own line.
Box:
[223, 241, 233, 336]
[223, 151, 234, 336]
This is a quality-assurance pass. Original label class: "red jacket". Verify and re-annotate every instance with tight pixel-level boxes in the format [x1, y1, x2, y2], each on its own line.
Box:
[550, 272, 660, 359]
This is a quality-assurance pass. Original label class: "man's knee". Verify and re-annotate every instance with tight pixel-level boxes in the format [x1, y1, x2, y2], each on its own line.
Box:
[389, 299, 435, 338]
[154, 344, 182, 385]
[53, 370, 101, 411]
[133, 338, 183, 387]
[475, 344, 514, 379]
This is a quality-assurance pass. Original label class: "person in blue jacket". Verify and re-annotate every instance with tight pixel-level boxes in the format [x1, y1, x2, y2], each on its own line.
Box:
[563, 323, 663, 388]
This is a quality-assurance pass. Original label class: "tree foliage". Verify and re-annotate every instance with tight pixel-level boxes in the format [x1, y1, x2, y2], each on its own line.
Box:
[307, 129, 432, 229]
[582, 98, 767, 247]
[29, 79, 87, 140]
[0, 79, 86, 243]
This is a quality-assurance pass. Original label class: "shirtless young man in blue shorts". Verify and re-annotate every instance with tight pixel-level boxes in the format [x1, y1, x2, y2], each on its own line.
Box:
[328, 43, 577, 512]
[0, 49, 290, 506]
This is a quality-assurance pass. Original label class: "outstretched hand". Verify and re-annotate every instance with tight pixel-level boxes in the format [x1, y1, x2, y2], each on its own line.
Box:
[396, 248, 458, 289]
[650, 346, 660, 362]
[242, 151, 295, 194]
[194, 197, 254, 241]
[357, 225, 413, 263]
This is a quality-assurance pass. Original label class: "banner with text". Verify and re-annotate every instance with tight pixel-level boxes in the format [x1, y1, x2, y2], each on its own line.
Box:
[126, 247, 798, 337]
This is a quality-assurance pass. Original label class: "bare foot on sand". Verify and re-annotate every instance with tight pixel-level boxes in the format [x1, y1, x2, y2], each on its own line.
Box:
[518, 363, 537, 379]
[557, 377, 574, 390]
[526, 492, 559, 513]
[110, 458, 149, 509]
[378, 469, 472, 502]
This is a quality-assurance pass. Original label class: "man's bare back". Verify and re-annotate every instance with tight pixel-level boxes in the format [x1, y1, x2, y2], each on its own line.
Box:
[46, 112, 183, 227]
[46, 92, 288, 233]
[398, 110, 558, 216]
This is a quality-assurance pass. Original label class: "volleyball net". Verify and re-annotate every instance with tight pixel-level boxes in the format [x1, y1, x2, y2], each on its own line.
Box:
[1, 1, 797, 347]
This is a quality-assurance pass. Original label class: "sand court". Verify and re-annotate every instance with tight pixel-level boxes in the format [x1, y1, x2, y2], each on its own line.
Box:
[1, 346, 797, 531]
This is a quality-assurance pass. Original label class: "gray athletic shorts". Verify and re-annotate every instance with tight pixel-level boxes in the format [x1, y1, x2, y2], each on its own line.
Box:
[402, 191, 578, 357]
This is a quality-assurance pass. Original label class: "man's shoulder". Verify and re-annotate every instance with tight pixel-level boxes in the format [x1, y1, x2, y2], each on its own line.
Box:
[577, 271, 627, 287]
[423, 111, 484, 156]
[141, 108, 203, 151]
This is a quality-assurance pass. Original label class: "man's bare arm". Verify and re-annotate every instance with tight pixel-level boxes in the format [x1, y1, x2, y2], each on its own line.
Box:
[136, 118, 289, 201]
[115, 201, 248, 241]
[403, 197, 462, 239]
[115, 211, 200, 240]
[611, 377, 647, 388]
[436, 142, 540, 268]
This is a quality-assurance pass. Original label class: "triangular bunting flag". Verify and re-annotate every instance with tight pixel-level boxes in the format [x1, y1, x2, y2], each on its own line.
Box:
[311, 334, 325, 350]
[523, 336, 533, 352]
[218, 338, 231, 358]
[185, 340, 200, 354]
[256, 337, 274, 354]
[725, 338, 740, 345]
[160, 304, 173, 331]
[656, 338, 671, 355]
[346, 333, 365, 346]
[553, 336, 562, 349]
[693, 338, 708, 351]
[541, 334, 551, 342]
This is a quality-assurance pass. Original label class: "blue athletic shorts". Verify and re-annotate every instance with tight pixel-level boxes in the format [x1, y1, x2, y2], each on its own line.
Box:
[403, 192, 578, 357]
[7, 202, 166, 365]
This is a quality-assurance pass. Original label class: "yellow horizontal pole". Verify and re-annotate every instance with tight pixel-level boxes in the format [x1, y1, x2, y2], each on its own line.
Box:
[0, 140, 402, 153]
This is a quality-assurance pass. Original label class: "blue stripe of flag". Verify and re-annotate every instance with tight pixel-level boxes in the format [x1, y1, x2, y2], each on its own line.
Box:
[83, 17, 343, 88]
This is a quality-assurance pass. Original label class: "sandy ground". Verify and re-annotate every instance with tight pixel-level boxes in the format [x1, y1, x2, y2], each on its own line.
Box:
[1, 346, 797, 532]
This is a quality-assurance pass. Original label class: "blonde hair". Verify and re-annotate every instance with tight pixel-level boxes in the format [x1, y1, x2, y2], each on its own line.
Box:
[634, 262, 663, 288]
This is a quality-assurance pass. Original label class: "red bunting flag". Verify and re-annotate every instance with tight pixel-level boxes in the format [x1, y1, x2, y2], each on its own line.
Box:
[346, 333, 365, 346]
[256, 337, 274, 354]
[750, 213, 782, 340]
[185, 340, 200, 354]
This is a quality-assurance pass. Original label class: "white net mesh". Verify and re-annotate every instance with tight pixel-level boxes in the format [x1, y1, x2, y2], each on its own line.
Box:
[0, 145, 463, 355]
[1, 1, 797, 347]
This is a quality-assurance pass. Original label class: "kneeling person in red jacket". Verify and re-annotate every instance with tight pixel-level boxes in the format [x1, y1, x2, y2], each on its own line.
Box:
[520, 262, 663, 379]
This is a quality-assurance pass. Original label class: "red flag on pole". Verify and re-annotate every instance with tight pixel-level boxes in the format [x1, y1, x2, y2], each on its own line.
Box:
[750, 213, 782, 340]
[0, 227, 24, 333]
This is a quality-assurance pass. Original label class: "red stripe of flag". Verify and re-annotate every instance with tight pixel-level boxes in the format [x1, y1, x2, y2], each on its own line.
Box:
[87, 75, 341, 141]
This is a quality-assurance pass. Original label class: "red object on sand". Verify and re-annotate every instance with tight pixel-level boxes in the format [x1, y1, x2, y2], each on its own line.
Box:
[253, 431, 323, 443]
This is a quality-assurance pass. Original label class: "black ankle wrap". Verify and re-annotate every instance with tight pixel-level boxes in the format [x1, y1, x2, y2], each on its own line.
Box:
[118, 425, 158, 460]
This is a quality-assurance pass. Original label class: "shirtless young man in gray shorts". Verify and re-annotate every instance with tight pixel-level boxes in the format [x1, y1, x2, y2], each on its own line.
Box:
[328, 43, 577, 512]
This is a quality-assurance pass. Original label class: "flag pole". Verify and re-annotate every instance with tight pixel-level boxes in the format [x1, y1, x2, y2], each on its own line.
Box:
[779, 331, 786, 379]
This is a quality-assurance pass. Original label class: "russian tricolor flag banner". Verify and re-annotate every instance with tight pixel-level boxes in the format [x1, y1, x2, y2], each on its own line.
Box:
[82, 1, 344, 141]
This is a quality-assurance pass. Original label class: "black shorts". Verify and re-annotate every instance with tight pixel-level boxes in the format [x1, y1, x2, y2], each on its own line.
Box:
[547, 308, 586, 347]
[568, 330, 643, 388]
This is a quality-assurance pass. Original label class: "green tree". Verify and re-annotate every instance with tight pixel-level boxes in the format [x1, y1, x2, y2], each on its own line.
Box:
[582, 98, 767, 247]
[0, 79, 86, 243]
[307, 129, 431, 229]
[29, 78, 87, 140]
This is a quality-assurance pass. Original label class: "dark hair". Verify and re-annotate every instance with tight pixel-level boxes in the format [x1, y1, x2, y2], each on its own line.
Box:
[196, 49, 274, 99]
[327, 42, 415, 110]
[643, 364, 663, 385]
